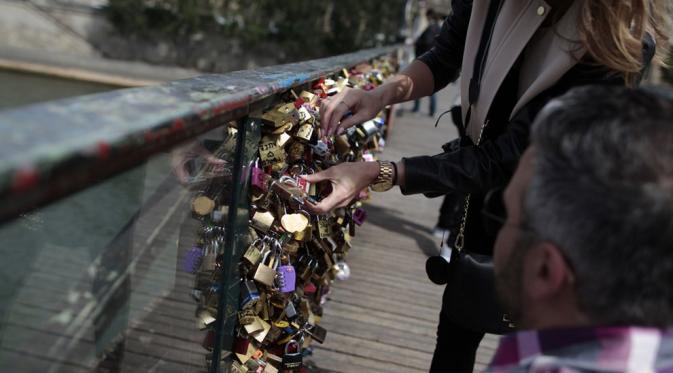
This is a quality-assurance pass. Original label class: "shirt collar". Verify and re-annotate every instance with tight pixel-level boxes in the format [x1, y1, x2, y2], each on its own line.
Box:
[489, 326, 672, 368]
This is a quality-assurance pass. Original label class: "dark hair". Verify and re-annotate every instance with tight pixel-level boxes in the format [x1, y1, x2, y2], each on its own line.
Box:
[527, 85, 673, 326]
[425, 8, 436, 20]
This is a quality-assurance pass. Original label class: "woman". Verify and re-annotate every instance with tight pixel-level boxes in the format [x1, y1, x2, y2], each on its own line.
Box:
[305, 0, 670, 372]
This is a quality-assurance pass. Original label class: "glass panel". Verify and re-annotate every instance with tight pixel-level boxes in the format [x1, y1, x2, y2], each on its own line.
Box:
[0, 124, 246, 373]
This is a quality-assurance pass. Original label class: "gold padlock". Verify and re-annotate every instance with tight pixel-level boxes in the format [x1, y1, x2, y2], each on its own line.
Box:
[317, 216, 333, 238]
[238, 309, 257, 325]
[251, 211, 275, 233]
[259, 137, 286, 166]
[299, 91, 318, 107]
[295, 123, 314, 142]
[293, 224, 312, 242]
[280, 213, 309, 233]
[334, 134, 351, 156]
[243, 240, 264, 266]
[297, 106, 313, 124]
[253, 251, 277, 287]
[287, 142, 305, 163]
[192, 196, 215, 216]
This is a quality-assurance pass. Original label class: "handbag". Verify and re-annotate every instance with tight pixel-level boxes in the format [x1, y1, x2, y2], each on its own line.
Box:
[448, 251, 514, 335]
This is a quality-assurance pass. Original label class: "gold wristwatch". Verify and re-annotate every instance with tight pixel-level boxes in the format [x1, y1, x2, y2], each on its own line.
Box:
[370, 161, 395, 192]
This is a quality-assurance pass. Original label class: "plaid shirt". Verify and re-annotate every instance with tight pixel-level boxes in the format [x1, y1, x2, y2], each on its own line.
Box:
[486, 326, 673, 372]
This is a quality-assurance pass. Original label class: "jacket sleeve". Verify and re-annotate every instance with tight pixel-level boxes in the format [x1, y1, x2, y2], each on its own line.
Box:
[399, 64, 633, 197]
[400, 97, 540, 197]
[416, 0, 473, 92]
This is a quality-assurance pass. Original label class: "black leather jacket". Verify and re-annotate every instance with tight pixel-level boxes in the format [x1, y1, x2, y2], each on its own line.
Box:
[399, 0, 655, 254]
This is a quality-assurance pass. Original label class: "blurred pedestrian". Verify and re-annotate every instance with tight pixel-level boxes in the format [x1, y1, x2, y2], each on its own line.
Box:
[411, 9, 441, 117]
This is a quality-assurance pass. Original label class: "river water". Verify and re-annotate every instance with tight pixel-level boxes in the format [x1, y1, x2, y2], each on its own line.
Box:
[0, 69, 118, 110]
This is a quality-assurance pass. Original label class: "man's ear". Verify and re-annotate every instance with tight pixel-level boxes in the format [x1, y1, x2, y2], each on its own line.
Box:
[524, 242, 573, 300]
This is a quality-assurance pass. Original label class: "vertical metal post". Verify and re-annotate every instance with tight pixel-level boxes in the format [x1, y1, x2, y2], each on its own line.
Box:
[210, 117, 249, 373]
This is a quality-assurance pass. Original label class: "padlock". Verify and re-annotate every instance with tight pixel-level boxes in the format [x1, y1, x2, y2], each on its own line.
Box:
[251, 210, 275, 233]
[280, 212, 309, 233]
[182, 245, 204, 274]
[243, 240, 264, 266]
[200, 252, 218, 272]
[309, 140, 329, 157]
[192, 195, 216, 216]
[259, 137, 286, 166]
[253, 251, 278, 287]
[244, 316, 265, 336]
[244, 358, 261, 372]
[231, 360, 249, 373]
[293, 224, 312, 242]
[196, 306, 217, 330]
[261, 105, 298, 129]
[352, 208, 367, 226]
[294, 123, 314, 142]
[285, 301, 298, 320]
[299, 91, 318, 107]
[287, 141, 306, 163]
[233, 335, 251, 355]
[299, 257, 318, 282]
[316, 216, 332, 238]
[252, 317, 272, 343]
[305, 323, 327, 344]
[359, 120, 380, 141]
[271, 177, 307, 207]
[281, 340, 303, 370]
[283, 240, 300, 256]
[333, 261, 351, 281]
[263, 323, 283, 344]
[296, 106, 313, 124]
[263, 362, 279, 373]
[252, 162, 270, 191]
[277, 264, 296, 293]
[241, 279, 260, 309]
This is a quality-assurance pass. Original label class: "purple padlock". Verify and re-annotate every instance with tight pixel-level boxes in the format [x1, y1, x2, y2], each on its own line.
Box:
[277, 265, 296, 293]
[182, 246, 204, 274]
[352, 208, 367, 226]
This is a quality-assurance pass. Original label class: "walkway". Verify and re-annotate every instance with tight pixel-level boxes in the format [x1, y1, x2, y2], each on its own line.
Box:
[306, 85, 500, 372]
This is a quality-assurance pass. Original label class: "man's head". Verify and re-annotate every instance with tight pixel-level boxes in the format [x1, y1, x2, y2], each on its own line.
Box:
[494, 86, 673, 329]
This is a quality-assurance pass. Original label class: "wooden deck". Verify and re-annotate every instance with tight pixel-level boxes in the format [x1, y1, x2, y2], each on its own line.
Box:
[0, 84, 499, 373]
[305, 85, 499, 372]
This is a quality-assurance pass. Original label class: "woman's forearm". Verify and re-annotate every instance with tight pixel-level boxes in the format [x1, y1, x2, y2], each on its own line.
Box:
[372, 60, 436, 107]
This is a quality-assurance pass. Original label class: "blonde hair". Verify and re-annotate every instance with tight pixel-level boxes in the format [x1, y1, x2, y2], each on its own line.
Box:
[577, 0, 672, 86]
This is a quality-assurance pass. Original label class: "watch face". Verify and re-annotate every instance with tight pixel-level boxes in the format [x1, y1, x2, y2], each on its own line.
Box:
[370, 181, 392, 192]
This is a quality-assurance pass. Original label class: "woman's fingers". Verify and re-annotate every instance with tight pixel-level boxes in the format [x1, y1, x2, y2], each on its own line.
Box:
[301, 170, 329, 184]
[326, 99, 353, 136]
[320, 90, 347, 134]
[307, 192, 342, 214]
[338, 110, 370, 133]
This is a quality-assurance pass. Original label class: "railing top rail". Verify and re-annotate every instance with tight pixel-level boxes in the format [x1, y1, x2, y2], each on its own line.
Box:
[0, 45, 398, 223]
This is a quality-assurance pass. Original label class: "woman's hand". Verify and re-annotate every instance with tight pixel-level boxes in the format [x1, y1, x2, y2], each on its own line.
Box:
[302, 161, 380, 214]
[320, 87, 385, 136]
